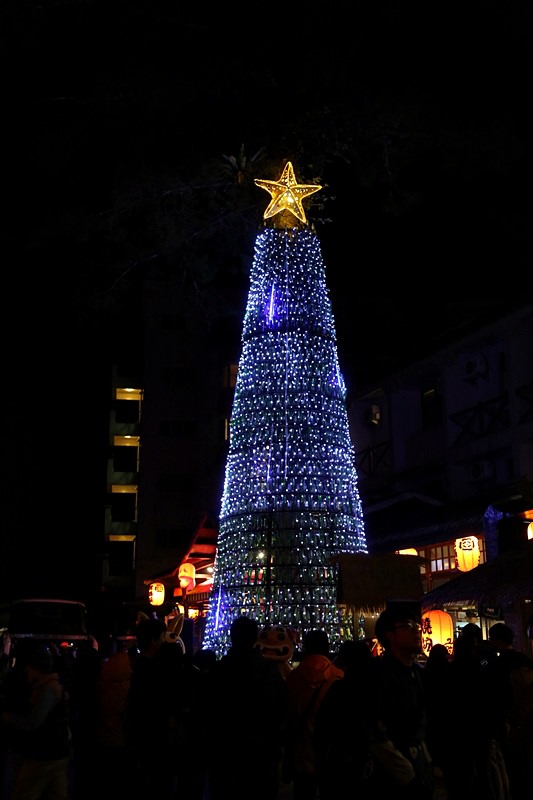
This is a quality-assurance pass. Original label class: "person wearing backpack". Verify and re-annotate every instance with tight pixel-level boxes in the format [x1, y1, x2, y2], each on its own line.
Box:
[487, 622, 533, 800]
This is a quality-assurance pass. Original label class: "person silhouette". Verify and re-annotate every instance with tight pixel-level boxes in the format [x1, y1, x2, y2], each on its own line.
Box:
[122, 615, 178, 798]
[485, 622, 533, 800]
[0, 642, 73, 800]
[366, 609, 434, 800]
[92, 636, 135, 800]
[313, 639, 375, 800]
[208, 616, 288, 800]
[444, 631, 510, 800]
[282, 629, 343, 800]
[421, 643, 453, 796]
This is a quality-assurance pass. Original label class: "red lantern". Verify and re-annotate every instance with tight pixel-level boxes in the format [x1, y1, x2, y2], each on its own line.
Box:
[148, 582, 165, 606]
[455, 536, 480, 572]
[422, 609, 454, 656]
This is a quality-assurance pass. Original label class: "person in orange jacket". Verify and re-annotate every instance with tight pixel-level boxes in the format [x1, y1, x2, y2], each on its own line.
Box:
[282, 629, 343, 800]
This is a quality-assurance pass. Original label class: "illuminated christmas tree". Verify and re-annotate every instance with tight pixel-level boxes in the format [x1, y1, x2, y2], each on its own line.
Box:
[203, 162, 367, 657]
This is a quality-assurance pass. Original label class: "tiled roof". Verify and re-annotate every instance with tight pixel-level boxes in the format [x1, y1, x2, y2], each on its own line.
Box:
[422, 542, 533, 609]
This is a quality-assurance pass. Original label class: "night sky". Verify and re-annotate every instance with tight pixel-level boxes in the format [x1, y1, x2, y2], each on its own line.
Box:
[2, 2, 532, 599]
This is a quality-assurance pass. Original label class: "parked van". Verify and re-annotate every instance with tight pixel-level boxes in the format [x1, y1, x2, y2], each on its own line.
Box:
[0, 598, 92, 665]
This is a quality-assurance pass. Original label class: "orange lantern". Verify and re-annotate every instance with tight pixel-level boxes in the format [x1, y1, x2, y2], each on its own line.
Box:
[148, 582, 165, 606]
[422, 609, 454, 657]
[178, 562, 196, 590]
[455, 535, 480, 572]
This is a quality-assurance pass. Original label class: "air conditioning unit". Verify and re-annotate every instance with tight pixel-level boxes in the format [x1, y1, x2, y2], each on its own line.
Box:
[469, 460, 494, 481]
[463, 354, 488, 380]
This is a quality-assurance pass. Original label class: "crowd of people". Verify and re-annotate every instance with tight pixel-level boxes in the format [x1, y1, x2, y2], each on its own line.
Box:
[0, 609, 532, 800]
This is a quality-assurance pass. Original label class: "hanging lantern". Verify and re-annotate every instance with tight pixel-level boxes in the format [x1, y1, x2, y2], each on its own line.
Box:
[178, 562, 196, 590]
[421, 609, 454, 657]
[455, 535, 480, 572]
[148, 582, 165, 606]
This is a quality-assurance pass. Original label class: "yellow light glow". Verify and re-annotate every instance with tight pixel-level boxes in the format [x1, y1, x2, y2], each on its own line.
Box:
[455, 535, 480, 572]
[254, 161, 321, 224]
[149, 582, 165, 606]
[178, 562, 196, 590]
[116, 388, 142, 401]
[114, 435, 140, 447]
[422, 610, 454, 657]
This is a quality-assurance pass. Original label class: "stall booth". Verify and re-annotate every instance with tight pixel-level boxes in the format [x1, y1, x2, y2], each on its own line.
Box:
[422, 542, 533, 656]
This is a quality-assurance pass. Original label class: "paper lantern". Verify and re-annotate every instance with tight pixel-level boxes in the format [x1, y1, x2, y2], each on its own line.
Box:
[178, 562, 196, 590]
[455, 535, 480, 572]
[148, 582, 165, 606]
[422, 609, 454, 657]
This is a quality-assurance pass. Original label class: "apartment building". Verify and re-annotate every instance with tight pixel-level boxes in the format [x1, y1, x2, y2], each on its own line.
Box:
[349, 303, 533, 645]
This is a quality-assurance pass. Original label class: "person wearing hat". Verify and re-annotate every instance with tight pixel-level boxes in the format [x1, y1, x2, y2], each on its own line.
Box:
[366, 608, 434, 800]
[1, 641, 72, 800]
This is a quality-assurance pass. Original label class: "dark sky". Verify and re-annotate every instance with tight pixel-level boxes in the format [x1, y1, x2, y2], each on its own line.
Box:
[2, 2, 532, 598]
[4, 3, 532, 378]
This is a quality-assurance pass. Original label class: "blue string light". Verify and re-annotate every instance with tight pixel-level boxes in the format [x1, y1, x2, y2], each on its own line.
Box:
[203, 226, 367, 657]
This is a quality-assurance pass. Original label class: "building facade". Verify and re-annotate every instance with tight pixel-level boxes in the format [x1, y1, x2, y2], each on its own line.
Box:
[348, 303, 533, 648]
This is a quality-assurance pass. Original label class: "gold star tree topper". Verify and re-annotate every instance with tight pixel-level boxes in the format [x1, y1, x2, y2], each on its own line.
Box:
[254, 161, 322, 226]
